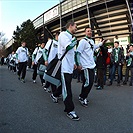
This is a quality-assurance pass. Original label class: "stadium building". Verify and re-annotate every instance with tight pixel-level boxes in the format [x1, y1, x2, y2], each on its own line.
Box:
[5, 0, 133, 54]
[33, 0, 132, 51]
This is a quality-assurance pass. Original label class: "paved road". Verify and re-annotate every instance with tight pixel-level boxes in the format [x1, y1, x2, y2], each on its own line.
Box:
[0, 65, 132, 133]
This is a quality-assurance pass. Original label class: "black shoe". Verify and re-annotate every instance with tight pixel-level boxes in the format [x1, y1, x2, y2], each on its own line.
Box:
[21, 79, 25, 83]
[18, 76, 20, 80]
[123, 82, 127, 85]
[96, 86, 103, 90]
[107, 82, 112, 86]
[129, 83, 132, 86]
[94, 84, 98, 87]
[67, 111, 80, 121]
[42, 83, 45, 87]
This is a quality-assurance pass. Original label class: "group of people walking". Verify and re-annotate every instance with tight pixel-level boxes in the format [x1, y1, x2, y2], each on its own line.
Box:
[5, 20, 133, 121]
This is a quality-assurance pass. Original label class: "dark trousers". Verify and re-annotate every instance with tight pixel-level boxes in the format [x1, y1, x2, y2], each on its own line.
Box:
[124, 66, 130, 83]
[97, 68, 105, 88]
[131, 68, 133, 85]
[44, 81, 50, 88]
[45, 81, 57, 93]
[80, 68, 94, 99]
[18, 61, 27, 79]
[77, 70, 83, 82]
[46, 71, 62, 95]
[32, 64, 38, 80]
[110, 63, 122, 84]
[61, 73, 74, 113]
[40, 75, 45, 85]
[32, 64, 45, 84]
[53, 85, 62, 97]
[10, 65, 16, 72]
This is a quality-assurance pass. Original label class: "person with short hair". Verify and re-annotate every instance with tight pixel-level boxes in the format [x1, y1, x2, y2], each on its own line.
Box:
[50, 20, 80, 121]
[16, 42, 29, 83]
[1, 55, 4, 66]
[9, 51, 17, 73]
[43, 32, 60, 93]
[126, 43, 133, 86]
[108, 41, 124, 86]
[76, 26, 106, 107]
[32, 43, 45, 85]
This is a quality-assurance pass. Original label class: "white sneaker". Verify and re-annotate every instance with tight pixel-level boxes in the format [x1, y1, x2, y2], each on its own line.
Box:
[50, 94, 58, 103]
[79, 97, 88, 107]
[43, 87, 51, 93]
[33, 80, 36, 83]
[42, 83, 45, 87]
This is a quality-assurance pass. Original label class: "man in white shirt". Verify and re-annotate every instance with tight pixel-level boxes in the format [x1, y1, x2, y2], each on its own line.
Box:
[44, 32, 60, 93]
[50, 20, 80, 121]
[16, 41, 29, 83]
[9, 51, 17, 73]
[32, 43, 45, 84]
[76, 27, 106, 107]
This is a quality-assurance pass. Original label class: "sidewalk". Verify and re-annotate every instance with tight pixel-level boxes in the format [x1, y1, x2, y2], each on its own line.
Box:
[0, 65, 132, 133]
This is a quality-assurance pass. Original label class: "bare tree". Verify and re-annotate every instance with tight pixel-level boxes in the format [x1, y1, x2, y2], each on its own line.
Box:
[0, 32, 8, 46]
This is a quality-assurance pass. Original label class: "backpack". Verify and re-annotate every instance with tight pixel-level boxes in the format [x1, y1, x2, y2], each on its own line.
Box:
[37, 56, 46, 75]
[43, 50, 68, 87]
[106, 52, 111, 65]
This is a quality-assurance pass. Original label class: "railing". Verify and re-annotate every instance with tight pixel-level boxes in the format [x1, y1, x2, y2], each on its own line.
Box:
[33, 0, 100, 29]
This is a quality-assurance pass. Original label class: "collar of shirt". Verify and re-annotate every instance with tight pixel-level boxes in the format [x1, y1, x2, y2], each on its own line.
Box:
[66, 30, 73, 37]
[40, 46, 44, 49]
[85, 36, 91, 39]
[53, 38, 58, 42]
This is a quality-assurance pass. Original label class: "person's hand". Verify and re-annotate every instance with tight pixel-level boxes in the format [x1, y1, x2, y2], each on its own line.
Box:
[45, 61, 48, 66]
[74, 64, 77, 70]
[127, 53, 130, 56]
[18, 60, 20, 63]
[77, 65, 82, 71]
[102, 39, 107, 45]
[32, 62, 34, 66]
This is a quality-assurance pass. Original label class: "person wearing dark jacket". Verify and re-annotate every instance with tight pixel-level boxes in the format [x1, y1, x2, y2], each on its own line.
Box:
[123, 51, 132, 85]
[96, 46, 108, 90]
[127, 44, 133, 86]
[108, 41, 124, 86]
[1, 55, 4, 65]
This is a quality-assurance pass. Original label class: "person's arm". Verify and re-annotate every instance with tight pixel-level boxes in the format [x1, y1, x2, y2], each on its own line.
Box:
[100, 46, 108, 58]
[32, 48, 38, 62]
[16, 47, 20, 61]
[16, 53, 18, 59]
[45, 39, 52, 58]
[66, 37, 77, 51]
[75, 39, 85, 70]
[129, 52, 133, 58]
[75, 52, 81, 66]
[93, 40, 107, 50]
[27, 48, 29, 57]
[42, 49, 48, 66]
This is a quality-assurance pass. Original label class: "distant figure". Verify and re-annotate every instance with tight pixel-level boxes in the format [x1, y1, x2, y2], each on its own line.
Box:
[16, 41, 29, 83]
[108, 41, 124, 86]
[1, 55, 4, 65]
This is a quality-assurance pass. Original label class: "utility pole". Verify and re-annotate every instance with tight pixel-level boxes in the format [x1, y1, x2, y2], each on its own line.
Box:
[86, 0, 91, 28]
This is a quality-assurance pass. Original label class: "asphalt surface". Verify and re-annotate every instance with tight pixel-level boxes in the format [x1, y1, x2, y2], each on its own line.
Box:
[0, 65, 132, 133]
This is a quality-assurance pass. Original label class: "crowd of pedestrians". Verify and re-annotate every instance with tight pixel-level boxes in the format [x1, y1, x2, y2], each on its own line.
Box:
[4, 20, 133, 121]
